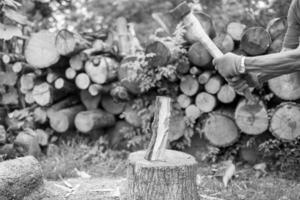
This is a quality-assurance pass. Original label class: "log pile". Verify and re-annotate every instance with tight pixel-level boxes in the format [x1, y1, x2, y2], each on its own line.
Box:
[0, 7, 298, 161]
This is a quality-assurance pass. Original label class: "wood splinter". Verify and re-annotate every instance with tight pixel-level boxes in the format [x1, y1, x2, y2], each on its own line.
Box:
[144, 96, 172, 161]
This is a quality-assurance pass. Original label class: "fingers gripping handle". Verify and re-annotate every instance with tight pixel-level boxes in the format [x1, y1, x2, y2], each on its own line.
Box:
[183, 13, 257, 102]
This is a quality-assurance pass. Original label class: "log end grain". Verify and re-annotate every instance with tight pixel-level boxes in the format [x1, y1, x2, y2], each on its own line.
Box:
[188, 42, 213, 68]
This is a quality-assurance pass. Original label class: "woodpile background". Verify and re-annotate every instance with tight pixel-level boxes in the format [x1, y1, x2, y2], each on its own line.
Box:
[0, 2, 297, 160]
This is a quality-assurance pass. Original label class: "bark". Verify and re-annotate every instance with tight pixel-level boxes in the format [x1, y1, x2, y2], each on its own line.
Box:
[234, 98, 269, 135]
[75, 109, 116, 133]
[268, 33, 285, 53]
[203, 110, 239, 147]
[180, 75, 200, 96]
[195, 92, 217, 113]
[188, 42, 213, 68]
[0, 156, 44, 200]
[127, 150, 199, 200]
[80, 89, 102, 110]
[240, 27, 272, 56]
[226, 22, 246, 41]
[54, 77, 76, 92]
[270, 102, 300, 140]
[1, 53, 25, 64]
[25, 30, 60, 68]
[48, 105, 85, 133]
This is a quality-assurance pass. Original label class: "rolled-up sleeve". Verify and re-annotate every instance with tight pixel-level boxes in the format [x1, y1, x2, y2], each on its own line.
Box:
[283, 0, 300, 49]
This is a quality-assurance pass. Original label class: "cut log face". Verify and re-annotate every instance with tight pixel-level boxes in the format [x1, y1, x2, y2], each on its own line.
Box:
[226, 22, 246, 41]
[240, 27, 272, 56]
[0, 156, 44, 200]
[0, 125, 6, 144]
[101, 94, 126, 115]
[185, 104, 202, 120]
[213, 33, 235, 53]
[180, 75, 200, 96]
[108, 120, 135, 149]
[2, 87, 19, 105]
[204, 75, 223, 94]
[49, 105, 85, 133]
[25, 30, 60, 68]
[177, 94, 192, 108]
[145, 41, 171, 67]
[85, 58, 108, 84]
[195, 92, 217, 113]
[127, 150, 199, 200]
[75, 109, 116, 133]
[55, 29, 89, 56]
[80, 89, 101, 110]
[268, 72, 300, 100]
[217, 84, 236, 104]
[235, 99, 269, 135]
[188, 42, 213, 68]
[266, 17, 287, 40]
[270, 103, 300, 140]
[32, 83, 52, 106]
[20, 73, 36, 94]
[75, 73, 91, 90]
[185, 11, 216, 43]
[69, 54, 84, 71]
[203, 111, 239, 147]
[198, 70, 213, 85]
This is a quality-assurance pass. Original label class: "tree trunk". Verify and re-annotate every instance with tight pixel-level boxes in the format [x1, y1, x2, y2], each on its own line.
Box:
[226, 22, 246, 41]
[198, 70, 213, 84]
[48, 105, 85, 133]
[55, 29, 90, 56]
[195, 92, 217, 113]
[240, 27, 271, 56]
[188, 42, 213, 68]
[74, 109, 116, 133]
[25, 30, 60, 68]
[180, 75, 200, 96]
[217, 84, 236, 104]
[234, 98, 269, 135]
[101, 94, 126, 115]
[127, 150, 199, 200]
[0, 156, 44, 200]
[270, 102, 300, 140]
[202, 110, 239, 147]
[213, 33, 234, 53]
[177, 94, 192, 108]
[204, 75, 223, 94]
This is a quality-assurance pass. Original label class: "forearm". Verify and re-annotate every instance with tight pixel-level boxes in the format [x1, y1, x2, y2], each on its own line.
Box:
[245, 49, 300, 82]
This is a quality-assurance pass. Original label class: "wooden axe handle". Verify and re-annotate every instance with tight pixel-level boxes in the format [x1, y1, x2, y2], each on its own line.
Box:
[183, 13, 256, 102]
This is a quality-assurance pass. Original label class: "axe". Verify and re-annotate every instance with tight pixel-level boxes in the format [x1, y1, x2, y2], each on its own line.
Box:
[152, 2, 256, 102]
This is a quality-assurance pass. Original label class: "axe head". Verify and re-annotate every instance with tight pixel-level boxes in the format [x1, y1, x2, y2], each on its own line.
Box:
[152, 1, 191, 34]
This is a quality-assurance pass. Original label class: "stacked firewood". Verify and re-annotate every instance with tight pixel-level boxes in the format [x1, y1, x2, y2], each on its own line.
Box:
[0, 10, 298, 159]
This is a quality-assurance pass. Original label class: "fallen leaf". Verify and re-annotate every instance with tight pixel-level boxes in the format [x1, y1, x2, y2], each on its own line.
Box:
[222, 161, 236, 187]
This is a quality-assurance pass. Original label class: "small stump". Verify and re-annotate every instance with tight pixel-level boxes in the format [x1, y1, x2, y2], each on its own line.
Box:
[127, 149, 199, 200]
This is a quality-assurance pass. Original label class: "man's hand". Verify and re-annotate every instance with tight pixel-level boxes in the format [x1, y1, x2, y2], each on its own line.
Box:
[213, 53, 242, 79]
[228, 73, 261, 94]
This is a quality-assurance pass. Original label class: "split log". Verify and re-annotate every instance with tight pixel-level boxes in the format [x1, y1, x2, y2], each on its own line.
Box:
[185, 11, 216, 43]
[48, 105, 85, 133]
[75, 109, 116, 133]
[240, 27, 272, 56]
[101, 94, 126, 115]
[266, 17, 287, 40]
[75, 73, 91, 90]
[204, 75, 223, 94]
[213, 33, 235, 53]
[177, 94, 192, 108]
[226, 22, 246, 41]
[0, 71, 18, 86]
[0, 156, 44, 200]
[195, 92, 217, 113]
[110, 85, 130, 101]
[55, 29, 90, 56]
[217, 84, 236, 104]
[185, 104, 202, 120]
[268, 72, 300, 100]
[20, 73, 36, 94]
[1, 53, 25, 64]
[127, 150, 199, 200]
[33, 107, 47, 124]
[188, 42, 213, 68]
[14, 131, 41, 157]
[69, 53, 84, 71]
[198, 70, 213, 84]
[65, 67, 77, 80]
[145, 41, 171, 67]
[25, 30, 60, 68]
[180, 75, 200, 96]
[235, 98, 269, 135]
[32, 82, 67, 106]
[189, 66, 201, 76]
[80, 89, 101, 110]
[270, 102, 300, 140]
[118, 56, 142, 94]
[202, 110, 239, 147]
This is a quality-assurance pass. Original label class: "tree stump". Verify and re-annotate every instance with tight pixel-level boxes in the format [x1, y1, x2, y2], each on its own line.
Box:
[0, 156, 44, 200]
[127, 150, 199, 200]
